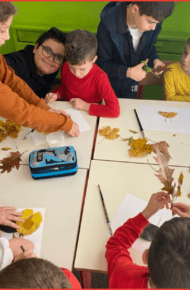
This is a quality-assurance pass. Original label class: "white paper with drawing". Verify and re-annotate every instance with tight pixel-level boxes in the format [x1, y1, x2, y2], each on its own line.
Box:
[111, 194, 177, 253]
[1, 208, 45, 257]
[138, 105, 190, 133]
[65, 109, 91, 132]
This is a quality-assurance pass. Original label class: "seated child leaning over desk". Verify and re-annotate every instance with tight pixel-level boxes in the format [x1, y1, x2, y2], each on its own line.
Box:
[164, 37, 190, 102]
[45, 29, 120, 118]
[106, 192, 190, 288]
[0, 257, 81, 288]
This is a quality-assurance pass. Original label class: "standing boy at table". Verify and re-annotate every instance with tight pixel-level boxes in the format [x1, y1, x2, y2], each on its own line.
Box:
[45, 29, 120, 118]
[0, 2, 79, 137]
[3, 27, 66, 99]
[106, 192, 190, 288]
[96, 2, 175, 99]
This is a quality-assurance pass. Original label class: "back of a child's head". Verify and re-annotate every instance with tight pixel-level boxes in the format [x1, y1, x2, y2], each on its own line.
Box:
[36, 27, 67, 48]
[0, 2, 16, 22]
[132, 2, 175, 22]
[65, 29, 97, 65]
[0, 257, 72, 288]
[148, 217, 190, 288]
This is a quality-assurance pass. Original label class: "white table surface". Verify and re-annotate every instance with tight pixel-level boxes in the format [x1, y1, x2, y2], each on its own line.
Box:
[0, 101, 97, 170]
[94, 99, 190, 167]
[74, 160, 190, 272]
[0, 162, 87, 270]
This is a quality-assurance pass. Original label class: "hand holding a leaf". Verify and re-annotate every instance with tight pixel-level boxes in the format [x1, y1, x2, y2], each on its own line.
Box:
[171, 202, 190, 218]
[0, 207, 24, 229]
[142, 192, 171, 220]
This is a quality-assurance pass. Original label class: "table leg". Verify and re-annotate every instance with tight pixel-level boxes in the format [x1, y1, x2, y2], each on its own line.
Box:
[80, 270, 92, 288]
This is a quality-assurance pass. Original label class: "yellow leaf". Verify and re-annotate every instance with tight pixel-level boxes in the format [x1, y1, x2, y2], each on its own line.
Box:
[1, 147, 11, 151]
[16, 209, 42, 236]
[129, 130, 138, 134]
[99, 126, 120, 140]
[158, 111, 178, 119]
[128, 138, 152, 157]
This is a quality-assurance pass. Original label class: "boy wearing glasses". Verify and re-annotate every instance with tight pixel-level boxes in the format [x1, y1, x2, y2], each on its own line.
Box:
[3, 27, 66, 98]
[45, 29, 120, 118]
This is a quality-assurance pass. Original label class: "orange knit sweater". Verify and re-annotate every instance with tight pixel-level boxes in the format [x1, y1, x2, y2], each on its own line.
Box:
[0, 55, 72, 133]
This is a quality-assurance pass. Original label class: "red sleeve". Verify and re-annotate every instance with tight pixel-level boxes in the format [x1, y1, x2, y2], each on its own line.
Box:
[106, 213, 149, 278]
[60, 268, 81, 289]
[53, 64, 66, 100]
[89, 74, 120, 118]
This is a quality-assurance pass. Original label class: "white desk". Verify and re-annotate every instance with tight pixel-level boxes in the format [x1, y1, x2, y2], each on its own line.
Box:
[94, 99, 190, 167]
[75, 160, 190, 272]
[1, 163, 87, 270]
[0, 101, 97, 170]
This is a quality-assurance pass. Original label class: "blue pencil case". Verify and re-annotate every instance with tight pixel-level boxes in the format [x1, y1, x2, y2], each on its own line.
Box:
[29, 146, 78, 180]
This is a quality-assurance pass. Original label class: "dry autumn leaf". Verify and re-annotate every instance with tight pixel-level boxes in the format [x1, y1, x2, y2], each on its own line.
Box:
[158, 111, 178, 119]
[129, 138, 152, 157]
[1, 147, 11, 151]
[152, 141, 171, 159]
[0, 151, 26, 174]
[0, 120, 22, 143]
[129, 130, 138, 134]
[99, 126, 120, 140]
[152, 66, 172, 74]
[16, 209, 42, 236]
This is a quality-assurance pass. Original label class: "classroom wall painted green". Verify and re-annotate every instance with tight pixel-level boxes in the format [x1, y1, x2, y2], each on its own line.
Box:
[1, 2, 190, 60]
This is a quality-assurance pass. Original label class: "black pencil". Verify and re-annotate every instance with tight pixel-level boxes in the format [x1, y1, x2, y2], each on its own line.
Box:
[20, 245, 25, 252]
[98, 184, 113, 236]
[134, 109, 146, 139]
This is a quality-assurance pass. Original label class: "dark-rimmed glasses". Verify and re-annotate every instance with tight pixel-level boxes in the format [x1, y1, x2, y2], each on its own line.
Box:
[41, 44, 64, 65]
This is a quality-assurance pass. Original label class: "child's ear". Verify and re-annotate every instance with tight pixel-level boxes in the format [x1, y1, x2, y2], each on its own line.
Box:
[131, 4, 139, 14]
[92, 55, 97, 63]
[142, 249, 149, 265]
[33, 43, 38, 54]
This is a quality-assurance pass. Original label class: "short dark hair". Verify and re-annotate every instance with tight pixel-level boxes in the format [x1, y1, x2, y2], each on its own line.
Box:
[0, 258, 72, 288]
[65, 29, 97, 65]
[132, 2, 175, 22]
[0, 2, 16, 23]
[148, 217, 190, 288]
[36, 27, 67, 48]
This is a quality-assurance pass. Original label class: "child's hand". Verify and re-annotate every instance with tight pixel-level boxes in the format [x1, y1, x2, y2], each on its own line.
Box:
[0, 207, 24, 229]
[153, 59, 165, 75]
[66, 121, 80, 137]
[9, 237, 34, 259]
[45, 93, 58, 104]
[127, 58, 148, 81]
[171, 202, 190, 218]
[70, 98, 90, 112]
[49, 108, 71, 118]
[142, 192, 171, 220]
[14, 249, 37, 262]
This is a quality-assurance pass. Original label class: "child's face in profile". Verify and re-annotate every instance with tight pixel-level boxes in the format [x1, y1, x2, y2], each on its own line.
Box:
[0, 15, 13, 47]
[131, 5, 159, 33]
[181, 44, 190, 76]
[68, 56, 97, 79]
[33, 39, 65, 76]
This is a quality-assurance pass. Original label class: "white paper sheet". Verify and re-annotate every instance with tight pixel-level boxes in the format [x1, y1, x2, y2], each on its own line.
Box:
[65, 109, 91, 132]
[111, 194, 178, 253]
[138, 105, 190, 133]
[1, 208, 45, 257]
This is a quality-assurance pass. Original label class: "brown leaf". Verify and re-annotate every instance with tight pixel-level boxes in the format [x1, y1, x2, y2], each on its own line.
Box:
[152, 66, 172, 74]
[1, 147, 11, 151]
[187, 193, 190, 199]
[129, 130, 138, 134]
[0, 151, 22, 174]
[152, 141, 171, 159]
[173, 134, 177, 137]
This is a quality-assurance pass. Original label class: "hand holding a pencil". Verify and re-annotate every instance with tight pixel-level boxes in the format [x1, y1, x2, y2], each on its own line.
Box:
[9, 237, 35, 261]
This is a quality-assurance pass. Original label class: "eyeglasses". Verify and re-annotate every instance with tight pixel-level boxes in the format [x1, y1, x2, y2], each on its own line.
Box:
[41, 44, 64, 65]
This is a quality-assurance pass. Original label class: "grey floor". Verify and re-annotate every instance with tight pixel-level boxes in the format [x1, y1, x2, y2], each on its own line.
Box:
[73, 270, 109, 288]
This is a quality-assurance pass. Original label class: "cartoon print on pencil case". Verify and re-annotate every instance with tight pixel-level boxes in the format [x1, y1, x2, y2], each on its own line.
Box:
[158, 111, 178, 122]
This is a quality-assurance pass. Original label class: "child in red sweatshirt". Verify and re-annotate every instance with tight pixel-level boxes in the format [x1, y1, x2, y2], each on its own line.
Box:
[106, 192, 190, 288]
[45, 29, 120, 118]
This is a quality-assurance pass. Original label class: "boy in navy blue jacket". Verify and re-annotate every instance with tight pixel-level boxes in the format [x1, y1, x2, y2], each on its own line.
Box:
[96, 2, 175, 99]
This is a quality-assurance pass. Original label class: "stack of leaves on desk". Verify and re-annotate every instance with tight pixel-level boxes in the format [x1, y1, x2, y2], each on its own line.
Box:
[0, 120, 22, 143]
[128, 137, 152, 157]
[152, 141, 183, 204]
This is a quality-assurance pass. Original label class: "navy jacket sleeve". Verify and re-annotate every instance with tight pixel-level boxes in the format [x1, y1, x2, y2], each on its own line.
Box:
[97, 22, 128, 79]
